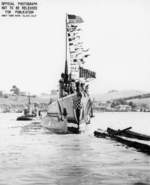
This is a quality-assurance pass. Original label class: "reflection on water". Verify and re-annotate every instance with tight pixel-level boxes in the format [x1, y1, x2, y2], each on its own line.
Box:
[0, 113, 150, 185]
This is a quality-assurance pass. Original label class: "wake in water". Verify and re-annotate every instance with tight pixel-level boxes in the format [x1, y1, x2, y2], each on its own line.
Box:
[0, 113, 150, 185]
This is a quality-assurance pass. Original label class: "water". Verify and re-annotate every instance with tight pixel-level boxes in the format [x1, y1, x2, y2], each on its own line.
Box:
[0, 112, 150, 185]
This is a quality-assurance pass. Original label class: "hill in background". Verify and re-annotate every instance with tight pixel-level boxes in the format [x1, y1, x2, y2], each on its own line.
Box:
[0, 95, 50, 113]
[92, 90, 150, 112]
[92, 90, 147, 102]
[1, 89, 150, 112]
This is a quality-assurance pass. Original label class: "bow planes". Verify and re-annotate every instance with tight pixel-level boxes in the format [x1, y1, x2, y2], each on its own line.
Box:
[42, 14, 96, 133]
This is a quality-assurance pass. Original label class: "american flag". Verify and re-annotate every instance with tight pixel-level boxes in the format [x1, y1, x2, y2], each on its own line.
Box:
[73, 96, 82, 110]
[67, 14, 84, 24]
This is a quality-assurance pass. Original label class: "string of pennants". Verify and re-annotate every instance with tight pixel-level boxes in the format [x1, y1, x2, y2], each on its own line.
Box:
[67, 14, 90, 66]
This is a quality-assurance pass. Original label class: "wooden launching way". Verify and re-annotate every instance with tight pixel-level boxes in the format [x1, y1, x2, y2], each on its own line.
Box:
[94, 127, 150, 155]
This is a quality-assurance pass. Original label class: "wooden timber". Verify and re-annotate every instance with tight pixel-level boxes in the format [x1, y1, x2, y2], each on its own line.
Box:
[107, 127, 150, 141]
[94, 129, 150, 155]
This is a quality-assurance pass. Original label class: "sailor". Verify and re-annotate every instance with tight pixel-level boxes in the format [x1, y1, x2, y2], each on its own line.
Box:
[59, 73, 65, 97]
[81, 82, 86, 96]
[75, 81, 82, 97]
[85, 84, 89, 96]
[38, 110, 42, 118]
[24, 108, 28, 116]
[32, 109, 36, 117]
[69, 79, 76, 94]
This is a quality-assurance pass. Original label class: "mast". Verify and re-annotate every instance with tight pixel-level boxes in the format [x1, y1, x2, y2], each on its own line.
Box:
[64, 14, 95, 82]
[64, 14, 68, 77]
[27, 94, 31, 114]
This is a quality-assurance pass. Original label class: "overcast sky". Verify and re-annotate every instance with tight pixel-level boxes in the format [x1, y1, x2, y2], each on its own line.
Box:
[0, 0, 150, 95]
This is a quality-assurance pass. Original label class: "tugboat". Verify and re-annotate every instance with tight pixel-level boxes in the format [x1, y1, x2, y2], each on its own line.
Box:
[42, 14, 96, 133]
[17, 95, 40, 121]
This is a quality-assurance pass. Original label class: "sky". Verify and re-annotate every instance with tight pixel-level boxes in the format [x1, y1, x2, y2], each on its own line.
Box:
[0, 0, 150, 95]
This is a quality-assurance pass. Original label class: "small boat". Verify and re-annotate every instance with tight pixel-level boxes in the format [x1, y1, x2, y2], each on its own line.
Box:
[17, 95, 41, 121]
[107, 127, 150, 141]
[94, 128, 150, 155]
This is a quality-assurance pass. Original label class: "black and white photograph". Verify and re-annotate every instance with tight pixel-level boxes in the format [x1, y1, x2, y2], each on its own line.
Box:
[0, 0, 150, 184]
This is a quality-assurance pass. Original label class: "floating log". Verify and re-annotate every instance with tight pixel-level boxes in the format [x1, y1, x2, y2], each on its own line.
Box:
[107, 127, 150, 141]
[94, 129, 150, 155]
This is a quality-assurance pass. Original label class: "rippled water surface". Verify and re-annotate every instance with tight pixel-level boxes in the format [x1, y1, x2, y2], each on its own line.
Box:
[0, 112, 150, 185]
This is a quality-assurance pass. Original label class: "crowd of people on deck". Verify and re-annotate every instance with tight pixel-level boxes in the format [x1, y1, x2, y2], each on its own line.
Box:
[59, 73, 89, 98]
